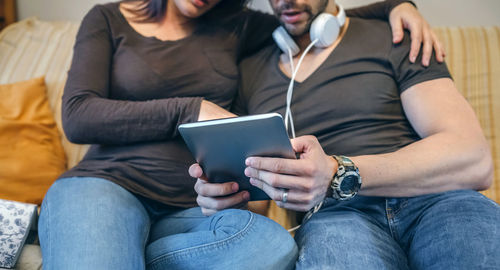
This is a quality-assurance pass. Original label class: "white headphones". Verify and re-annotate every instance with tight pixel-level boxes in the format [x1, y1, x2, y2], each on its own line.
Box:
[272, 4, 346, 56]
[272, 5, 346, 138]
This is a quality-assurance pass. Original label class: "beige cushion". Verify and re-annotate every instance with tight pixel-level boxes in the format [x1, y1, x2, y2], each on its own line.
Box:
[0, 17, 88, 169]
[434, 27, 500, 202]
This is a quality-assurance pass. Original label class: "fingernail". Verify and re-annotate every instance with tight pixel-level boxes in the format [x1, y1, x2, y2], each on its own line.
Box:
[410, 56, 416, 62]
[232, 183, 239, 192]
[243, 192, 250, 201]
[244, 167, 250, 176]
[249, 178, 255, 186]
[245, 158, 252, 166]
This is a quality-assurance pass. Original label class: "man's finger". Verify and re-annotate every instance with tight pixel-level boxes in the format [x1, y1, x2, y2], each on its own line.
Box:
[194, 179, 239, 197]
[246, 156, 304, 175]
[290, 135, 317, 154]
[250, 178, 313, 204]
[275, 201, 313, 212]
[245, 167, 309, 191]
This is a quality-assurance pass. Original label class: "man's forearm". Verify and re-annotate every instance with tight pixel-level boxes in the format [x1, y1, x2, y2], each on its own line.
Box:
[353, 120, 492, 197]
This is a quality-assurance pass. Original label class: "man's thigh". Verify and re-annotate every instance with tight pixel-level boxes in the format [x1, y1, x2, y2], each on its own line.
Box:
[405, 190, 500, 270]
[294, 207, 409, 270]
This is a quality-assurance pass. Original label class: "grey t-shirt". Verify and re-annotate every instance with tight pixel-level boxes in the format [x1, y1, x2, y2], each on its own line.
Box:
[236, 18, 452, 157]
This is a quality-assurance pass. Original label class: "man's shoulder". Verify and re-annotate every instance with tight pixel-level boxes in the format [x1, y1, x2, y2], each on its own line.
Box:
[344, 18, 399, 58]
[349, 17, 393, 42]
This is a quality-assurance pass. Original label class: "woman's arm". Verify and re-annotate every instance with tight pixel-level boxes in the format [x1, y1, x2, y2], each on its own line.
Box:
[62, 6, 204, 145]
[347, 1, 445, 66]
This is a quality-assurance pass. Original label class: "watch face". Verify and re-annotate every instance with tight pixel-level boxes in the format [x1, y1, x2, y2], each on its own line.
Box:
[340, 174, 359, 193]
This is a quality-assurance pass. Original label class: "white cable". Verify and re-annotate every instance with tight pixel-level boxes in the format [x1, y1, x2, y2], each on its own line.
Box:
[287, 225, 301, 233]
[284, 48, 294, 134]
[282, 40, 320, 233]
[284, 39, 318, 139]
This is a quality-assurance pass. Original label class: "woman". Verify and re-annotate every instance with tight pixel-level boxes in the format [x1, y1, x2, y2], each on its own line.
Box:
[38, 0, 443, 269]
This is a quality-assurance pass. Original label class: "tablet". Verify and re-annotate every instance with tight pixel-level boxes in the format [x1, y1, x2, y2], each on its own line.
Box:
[178, 113, 295, 201]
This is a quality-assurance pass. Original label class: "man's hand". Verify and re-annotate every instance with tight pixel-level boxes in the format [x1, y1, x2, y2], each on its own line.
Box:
[197, 100, 236, 122]
[389, 2, 446, 66]
[245, 136, 337, 212]
[189, 163, 249, 216]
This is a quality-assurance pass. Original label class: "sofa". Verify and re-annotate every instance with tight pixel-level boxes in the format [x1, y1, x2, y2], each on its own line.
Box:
[0, 17, 499, 270]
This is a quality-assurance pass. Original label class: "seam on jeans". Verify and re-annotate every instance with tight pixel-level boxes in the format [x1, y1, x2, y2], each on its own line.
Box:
[147, 211, 256, 267]
[42, 183, 52, 268]
[142, 211, 152, 260]
[393, 199, 408, 216]
[385, 199, 397, 240]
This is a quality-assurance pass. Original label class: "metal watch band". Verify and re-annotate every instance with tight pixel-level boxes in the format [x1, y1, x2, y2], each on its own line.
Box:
[331, 155, 362, 201]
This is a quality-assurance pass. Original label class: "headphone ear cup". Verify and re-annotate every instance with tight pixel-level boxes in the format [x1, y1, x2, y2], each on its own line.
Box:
[272, 26, 300, 56]
[310, 13, 340, 48]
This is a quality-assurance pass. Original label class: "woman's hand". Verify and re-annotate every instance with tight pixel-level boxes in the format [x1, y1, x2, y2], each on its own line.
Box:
[190, 163, 250, 216]
[198, 100, 236, 121]
[389, 2, 446, 66]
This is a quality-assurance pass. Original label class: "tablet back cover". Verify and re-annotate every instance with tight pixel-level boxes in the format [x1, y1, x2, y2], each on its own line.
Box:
[179, 113, 295, 200]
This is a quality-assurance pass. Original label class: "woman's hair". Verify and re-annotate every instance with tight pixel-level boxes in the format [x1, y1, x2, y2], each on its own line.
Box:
[125, 0, 248, 23]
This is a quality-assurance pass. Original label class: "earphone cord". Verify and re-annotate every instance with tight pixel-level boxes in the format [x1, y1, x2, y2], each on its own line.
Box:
[284, 39, 318, 139]
[284, 39, 320, 233]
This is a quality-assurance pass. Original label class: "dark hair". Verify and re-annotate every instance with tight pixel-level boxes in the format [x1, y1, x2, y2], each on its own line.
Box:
[125, 0, 248, 23]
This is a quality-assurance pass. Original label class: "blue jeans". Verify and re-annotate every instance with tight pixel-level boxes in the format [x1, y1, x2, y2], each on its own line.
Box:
[38, 177, 298, 270]
[295, 189, 500, 270]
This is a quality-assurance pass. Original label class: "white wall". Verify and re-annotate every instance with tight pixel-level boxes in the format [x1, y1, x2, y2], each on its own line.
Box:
[17, 0, 500, 27]
[249, 0, 500, 27]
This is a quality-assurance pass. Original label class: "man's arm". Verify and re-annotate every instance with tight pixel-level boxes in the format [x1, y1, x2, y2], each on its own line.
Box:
[243, 78, 493, 211]
[352, 78, 492, 196]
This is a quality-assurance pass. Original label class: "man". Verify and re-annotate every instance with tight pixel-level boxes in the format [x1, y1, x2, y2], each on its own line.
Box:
[191, 0, 500, 269]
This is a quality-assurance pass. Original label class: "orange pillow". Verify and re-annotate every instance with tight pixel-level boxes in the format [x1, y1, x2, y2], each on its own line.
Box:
[0, 77, 67, 205]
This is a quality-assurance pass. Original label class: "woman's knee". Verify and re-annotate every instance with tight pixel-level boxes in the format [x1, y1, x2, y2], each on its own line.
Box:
[211, 209, 297, 268]
[39, 177, 150, 269]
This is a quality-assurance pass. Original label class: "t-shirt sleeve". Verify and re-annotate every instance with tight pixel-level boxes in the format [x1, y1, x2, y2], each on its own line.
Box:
[346, 0, 415, 21]
[389, 31, 452, 94]
[62, 5, 202, 145]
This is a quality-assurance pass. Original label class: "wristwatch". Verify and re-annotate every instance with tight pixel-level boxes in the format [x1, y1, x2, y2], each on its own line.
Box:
[330, 155, 362, 200]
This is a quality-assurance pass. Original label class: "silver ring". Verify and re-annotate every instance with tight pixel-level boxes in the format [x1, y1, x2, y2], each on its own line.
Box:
[282, 189, 288, 203]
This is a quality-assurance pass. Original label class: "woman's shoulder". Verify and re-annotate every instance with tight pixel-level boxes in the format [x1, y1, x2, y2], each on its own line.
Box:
[80, 2, 121, 29]
[76, 2, 129, 41]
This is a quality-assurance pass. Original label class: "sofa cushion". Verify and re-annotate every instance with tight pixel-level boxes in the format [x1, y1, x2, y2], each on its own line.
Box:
[433, 27, 500, 202]
[0, 77, 67, 205]
[0, 17, 88, 169]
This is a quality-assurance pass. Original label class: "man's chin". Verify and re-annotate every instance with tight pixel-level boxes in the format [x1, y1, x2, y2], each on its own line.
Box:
[283, 24, 308, 37]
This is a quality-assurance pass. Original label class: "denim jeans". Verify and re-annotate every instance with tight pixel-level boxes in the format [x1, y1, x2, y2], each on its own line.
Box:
[295, 189, 500, 270]
[38, 177, 298, 270]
